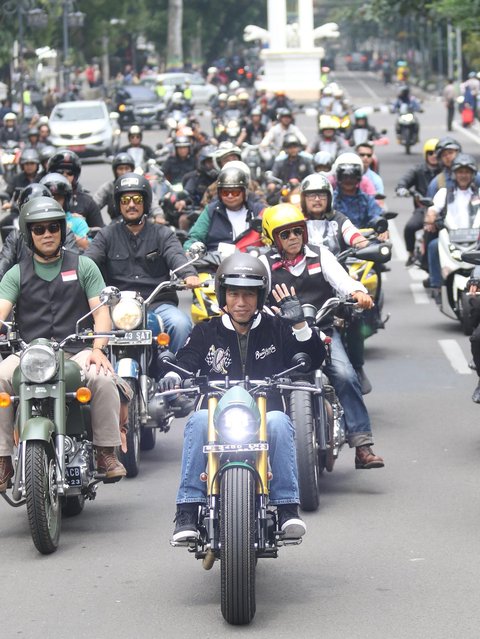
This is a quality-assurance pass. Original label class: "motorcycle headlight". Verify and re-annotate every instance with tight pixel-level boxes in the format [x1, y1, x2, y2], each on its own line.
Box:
[111, 297, 143, 330]
[215, 406, 260, 444]
[20, 344, 58, 383]
[400, 113, 414, 123]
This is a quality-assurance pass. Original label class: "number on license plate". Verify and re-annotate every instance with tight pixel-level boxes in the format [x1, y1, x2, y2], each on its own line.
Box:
[66, 466, 81, 486]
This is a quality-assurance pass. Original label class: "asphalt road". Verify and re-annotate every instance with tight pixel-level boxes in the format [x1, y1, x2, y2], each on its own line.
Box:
[4, 71, 480, 638]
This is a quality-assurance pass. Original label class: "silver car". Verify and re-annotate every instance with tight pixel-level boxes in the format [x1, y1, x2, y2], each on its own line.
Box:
[49, 100, 121, 158]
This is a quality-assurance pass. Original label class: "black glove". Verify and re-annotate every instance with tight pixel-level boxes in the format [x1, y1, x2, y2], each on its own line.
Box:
[158, 375, 181, 392]
[276, 293, 305, 326]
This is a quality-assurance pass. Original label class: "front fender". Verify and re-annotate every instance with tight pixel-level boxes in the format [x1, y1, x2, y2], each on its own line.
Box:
[21, 417, 55, 443]
[115, 358, 140, 379]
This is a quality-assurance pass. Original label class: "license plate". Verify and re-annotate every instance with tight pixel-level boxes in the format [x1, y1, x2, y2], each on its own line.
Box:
[449, 228, 479, 244]
[66, 466, 82, 486]
[203, 442, 268, 453]
[68, 145, 86, 152]
[109, 329, 152, 345]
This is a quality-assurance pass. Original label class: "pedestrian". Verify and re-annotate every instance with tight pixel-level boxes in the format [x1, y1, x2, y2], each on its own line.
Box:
[443, 78, 457, 132]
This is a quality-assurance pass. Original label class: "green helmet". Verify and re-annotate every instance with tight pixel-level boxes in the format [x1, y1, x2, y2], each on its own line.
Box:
[19, 196, 66, 250]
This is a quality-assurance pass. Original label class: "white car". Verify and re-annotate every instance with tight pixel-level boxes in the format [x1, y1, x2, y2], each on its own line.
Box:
[49, 100, 121, 158]
[142, 72, 218, 105]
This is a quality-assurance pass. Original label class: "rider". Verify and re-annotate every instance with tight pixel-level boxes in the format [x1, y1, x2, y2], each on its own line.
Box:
[272, 133, 313, 183]
[0, 197, 127, 490]
[424, 153, 480, 303]
[236, 106, 268, 146]
[159, 252, 324, 542]
[0, 113, 21, 144]
[260, 108, 307, 156]
[396, 138, 441, 267]
[182, 144, 218, 207]
[426, 137, 462, 198]
[346, 109, 382, 145]
[333, 154, 384, 226]
[308, 115, 348, 158]
[356, 141, 385, 195]
[3, 147, 41, 205]
[94, 152, 135, 221]
[46, 149, 105, 229]
[118, 124, 156, 169]
[85, 173, 199, 354]
[183, 165, 264, 252]
[260, 204, 385, 470]
[161, 135, 196, 184]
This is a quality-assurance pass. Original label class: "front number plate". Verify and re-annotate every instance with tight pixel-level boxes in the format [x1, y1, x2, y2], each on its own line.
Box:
[109, 329, 152, 345]
[203, 442, 268, 453]
[66, 466, 81, 486]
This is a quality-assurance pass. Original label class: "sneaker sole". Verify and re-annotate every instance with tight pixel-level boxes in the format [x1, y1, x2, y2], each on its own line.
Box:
[281, 519, 306, 539]
[172, 529, 200, 543]
[355, 460, 385, 469]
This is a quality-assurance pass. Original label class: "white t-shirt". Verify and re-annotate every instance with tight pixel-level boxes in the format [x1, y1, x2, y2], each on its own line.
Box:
[432, 187, 480, 228]
[225, 205, 249, 240]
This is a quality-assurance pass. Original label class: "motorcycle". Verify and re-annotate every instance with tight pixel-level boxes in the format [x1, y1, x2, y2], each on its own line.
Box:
[241, 143, 274, 184]
[159, 357, 310, 625]
[104, 245, 205, 476]
[0, 141, 21, 187]
[0, 291, 126, 554]
[165, 109, 189, 137]
[437, 219, 480, 333]
[395, 103, 420, 154]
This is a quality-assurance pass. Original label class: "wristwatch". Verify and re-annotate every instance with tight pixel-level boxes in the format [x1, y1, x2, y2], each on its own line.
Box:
[93, 345, 108, 356]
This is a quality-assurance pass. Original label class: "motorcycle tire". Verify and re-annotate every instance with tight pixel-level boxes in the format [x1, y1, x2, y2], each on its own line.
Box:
[220, 466, 256, 625]
[459, 291, 475, 336]
[289, 389, 319, 512]
[61, 495, 85, 517]
[404, 129, 412, 155]
[140, 425, 157, 451]
[119, 379, 141, 478]
[25, 440, 61, 555]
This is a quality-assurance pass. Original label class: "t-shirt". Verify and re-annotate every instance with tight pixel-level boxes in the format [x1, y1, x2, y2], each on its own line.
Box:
[0, 254, 105, 304]
[225, 205, 249, 240]
[432, 187, 480, 229]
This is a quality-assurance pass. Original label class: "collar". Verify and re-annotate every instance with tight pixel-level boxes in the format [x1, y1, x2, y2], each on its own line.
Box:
[221, 312, 262, 331]
[270, 244, 317, 269]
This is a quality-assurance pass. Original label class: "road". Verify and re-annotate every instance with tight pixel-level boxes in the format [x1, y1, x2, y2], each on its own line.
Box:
[3, 71, 480, 638]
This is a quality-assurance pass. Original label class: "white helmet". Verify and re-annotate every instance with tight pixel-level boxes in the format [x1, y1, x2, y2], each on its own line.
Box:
[333, 152, 363, 172]
[3, 112, 17, 123]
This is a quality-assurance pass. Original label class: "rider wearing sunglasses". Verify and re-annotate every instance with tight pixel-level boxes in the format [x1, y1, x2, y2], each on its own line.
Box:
[260, 203, 384, 471]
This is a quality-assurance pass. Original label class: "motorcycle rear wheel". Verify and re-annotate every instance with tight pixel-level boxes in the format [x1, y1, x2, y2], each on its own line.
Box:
[140, 425, 157, 451]
[25, 440, 61, 554]
[290, 389, 319, 511]
[459, 291, 475, 336]
[220, 466, 256, 625]
[119, 379, 141, 477]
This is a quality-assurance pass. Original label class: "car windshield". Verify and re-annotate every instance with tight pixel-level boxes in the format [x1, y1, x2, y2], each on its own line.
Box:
[122, 86, 157, 101]
[51, 105, 105, 121]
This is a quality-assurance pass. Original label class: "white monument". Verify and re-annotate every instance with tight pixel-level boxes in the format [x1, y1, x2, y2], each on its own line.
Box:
[244, 0, 339, 101]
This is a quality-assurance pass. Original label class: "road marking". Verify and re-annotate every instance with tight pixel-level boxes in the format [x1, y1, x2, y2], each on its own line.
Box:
[439, 339, 473, 375]
[389, 219, 408, 262]
[410, 283, 430, 304]
[344, 70, 381, 102]
[452, 121, 480, 144]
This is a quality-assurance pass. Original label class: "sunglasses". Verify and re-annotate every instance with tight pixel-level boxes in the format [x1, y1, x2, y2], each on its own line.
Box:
[426, 150, 435, 156]
[278, 227, 304, 240]
[59, 169, 74, 177]
[359, 153, 373, 158]
[120, 194, 144, 205]
[306, 192, 328, 200]
[31, 222, 61, 236]
[219, 188, 242, 198]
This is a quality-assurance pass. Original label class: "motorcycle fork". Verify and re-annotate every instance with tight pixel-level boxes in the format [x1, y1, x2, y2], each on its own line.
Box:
[255, 394, 269, 551]
[205, 395, 220, 551]
[314, 370, 328, 451]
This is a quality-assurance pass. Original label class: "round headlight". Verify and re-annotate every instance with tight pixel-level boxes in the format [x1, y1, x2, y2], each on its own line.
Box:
[216, 406, 260, 445]
[111, 297, 143, 330]
[20, 344, 58, 383]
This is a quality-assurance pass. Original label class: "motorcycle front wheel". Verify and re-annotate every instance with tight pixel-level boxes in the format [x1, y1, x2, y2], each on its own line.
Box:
[220, 466, 256, 625]
[25, 440, 61, 554]
[119, 379, 141, 478]
[290, 389, 319, 511]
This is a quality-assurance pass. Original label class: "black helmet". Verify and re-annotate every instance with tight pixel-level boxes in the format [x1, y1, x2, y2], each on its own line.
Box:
[114, 172, 152, 218]
[18, 183, 53, 210]
[435, 137, 461, 160]
[112, 152, 135, 177]
[215, 253, 269, 311]
[19, 196, 67, 252]
[277, 107, 292, 119]
[39, 145, 56, 167]
[128, 124, 143, 139]
[452, 153, 477, 174]
[217, 165, 249, 193]
[20, 148, 40, 166]
[283, 133, 301, 148]
[197, 144, 218, 178]
[47, 149, 81, 185]
[40, 172, 73, 210]
[27, 127, 39, 138]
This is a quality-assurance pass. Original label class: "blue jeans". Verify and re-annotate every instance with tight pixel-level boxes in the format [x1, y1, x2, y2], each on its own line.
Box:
[152, 303, 192, 353]
[176, 409, 300, 506]
[323, 329, 373, 448]
[427, 238, 441, 288]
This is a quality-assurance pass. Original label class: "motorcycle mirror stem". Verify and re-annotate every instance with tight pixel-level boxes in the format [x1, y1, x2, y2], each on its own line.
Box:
[74, 288, 119, 334]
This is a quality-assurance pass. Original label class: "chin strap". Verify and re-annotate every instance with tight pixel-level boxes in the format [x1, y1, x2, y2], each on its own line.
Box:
[123, 214, 146, 227]
[226, 309, 259, 328]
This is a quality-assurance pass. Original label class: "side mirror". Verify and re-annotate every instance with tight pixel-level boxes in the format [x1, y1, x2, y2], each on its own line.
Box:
[186, 241, 206, 259]
[291, 352, 312, 371]
[99, 286, 121, 306]
[249, 217, 263, 233]
[374, 218, 388, 234]
[461, 250, 480, 266]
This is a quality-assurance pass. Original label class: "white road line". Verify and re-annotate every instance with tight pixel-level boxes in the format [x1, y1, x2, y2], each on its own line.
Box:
[389, 218, 408, 262]
[409, 269, 427, 281]
[439, 339, 473, 375]
[345, 70, 381, 102]
[452, 121, 480, 144]
[410, 283, 430, 304]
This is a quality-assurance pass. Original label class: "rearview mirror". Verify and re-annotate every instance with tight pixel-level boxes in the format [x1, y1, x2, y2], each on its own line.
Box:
[99, 286, 121, 306]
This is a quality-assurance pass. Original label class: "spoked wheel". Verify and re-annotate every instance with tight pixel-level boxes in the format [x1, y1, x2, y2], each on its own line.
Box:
[220, 466, 256, 625]
[61, 495, 85, 517]
[25, 440, 61, 554]
[290, 389, 319, 512]
[140, 425, 157, 451]
[119, 379, 141, 477]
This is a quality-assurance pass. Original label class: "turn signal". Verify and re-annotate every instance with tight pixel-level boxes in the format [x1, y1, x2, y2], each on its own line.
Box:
[157, 332, 170, 347]
[0, 392, 11, 407]
[76, 387, 92, 403]
[118, 104, 126, 112]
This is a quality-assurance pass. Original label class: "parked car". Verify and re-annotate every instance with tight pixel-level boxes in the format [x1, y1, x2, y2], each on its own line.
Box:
[48, 100, 121, 158]
[142, 72, 218, 105]
[113, 85, 166, 130]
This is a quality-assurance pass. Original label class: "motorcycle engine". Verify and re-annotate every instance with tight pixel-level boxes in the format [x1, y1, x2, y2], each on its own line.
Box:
[64, 437, 93, 492]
